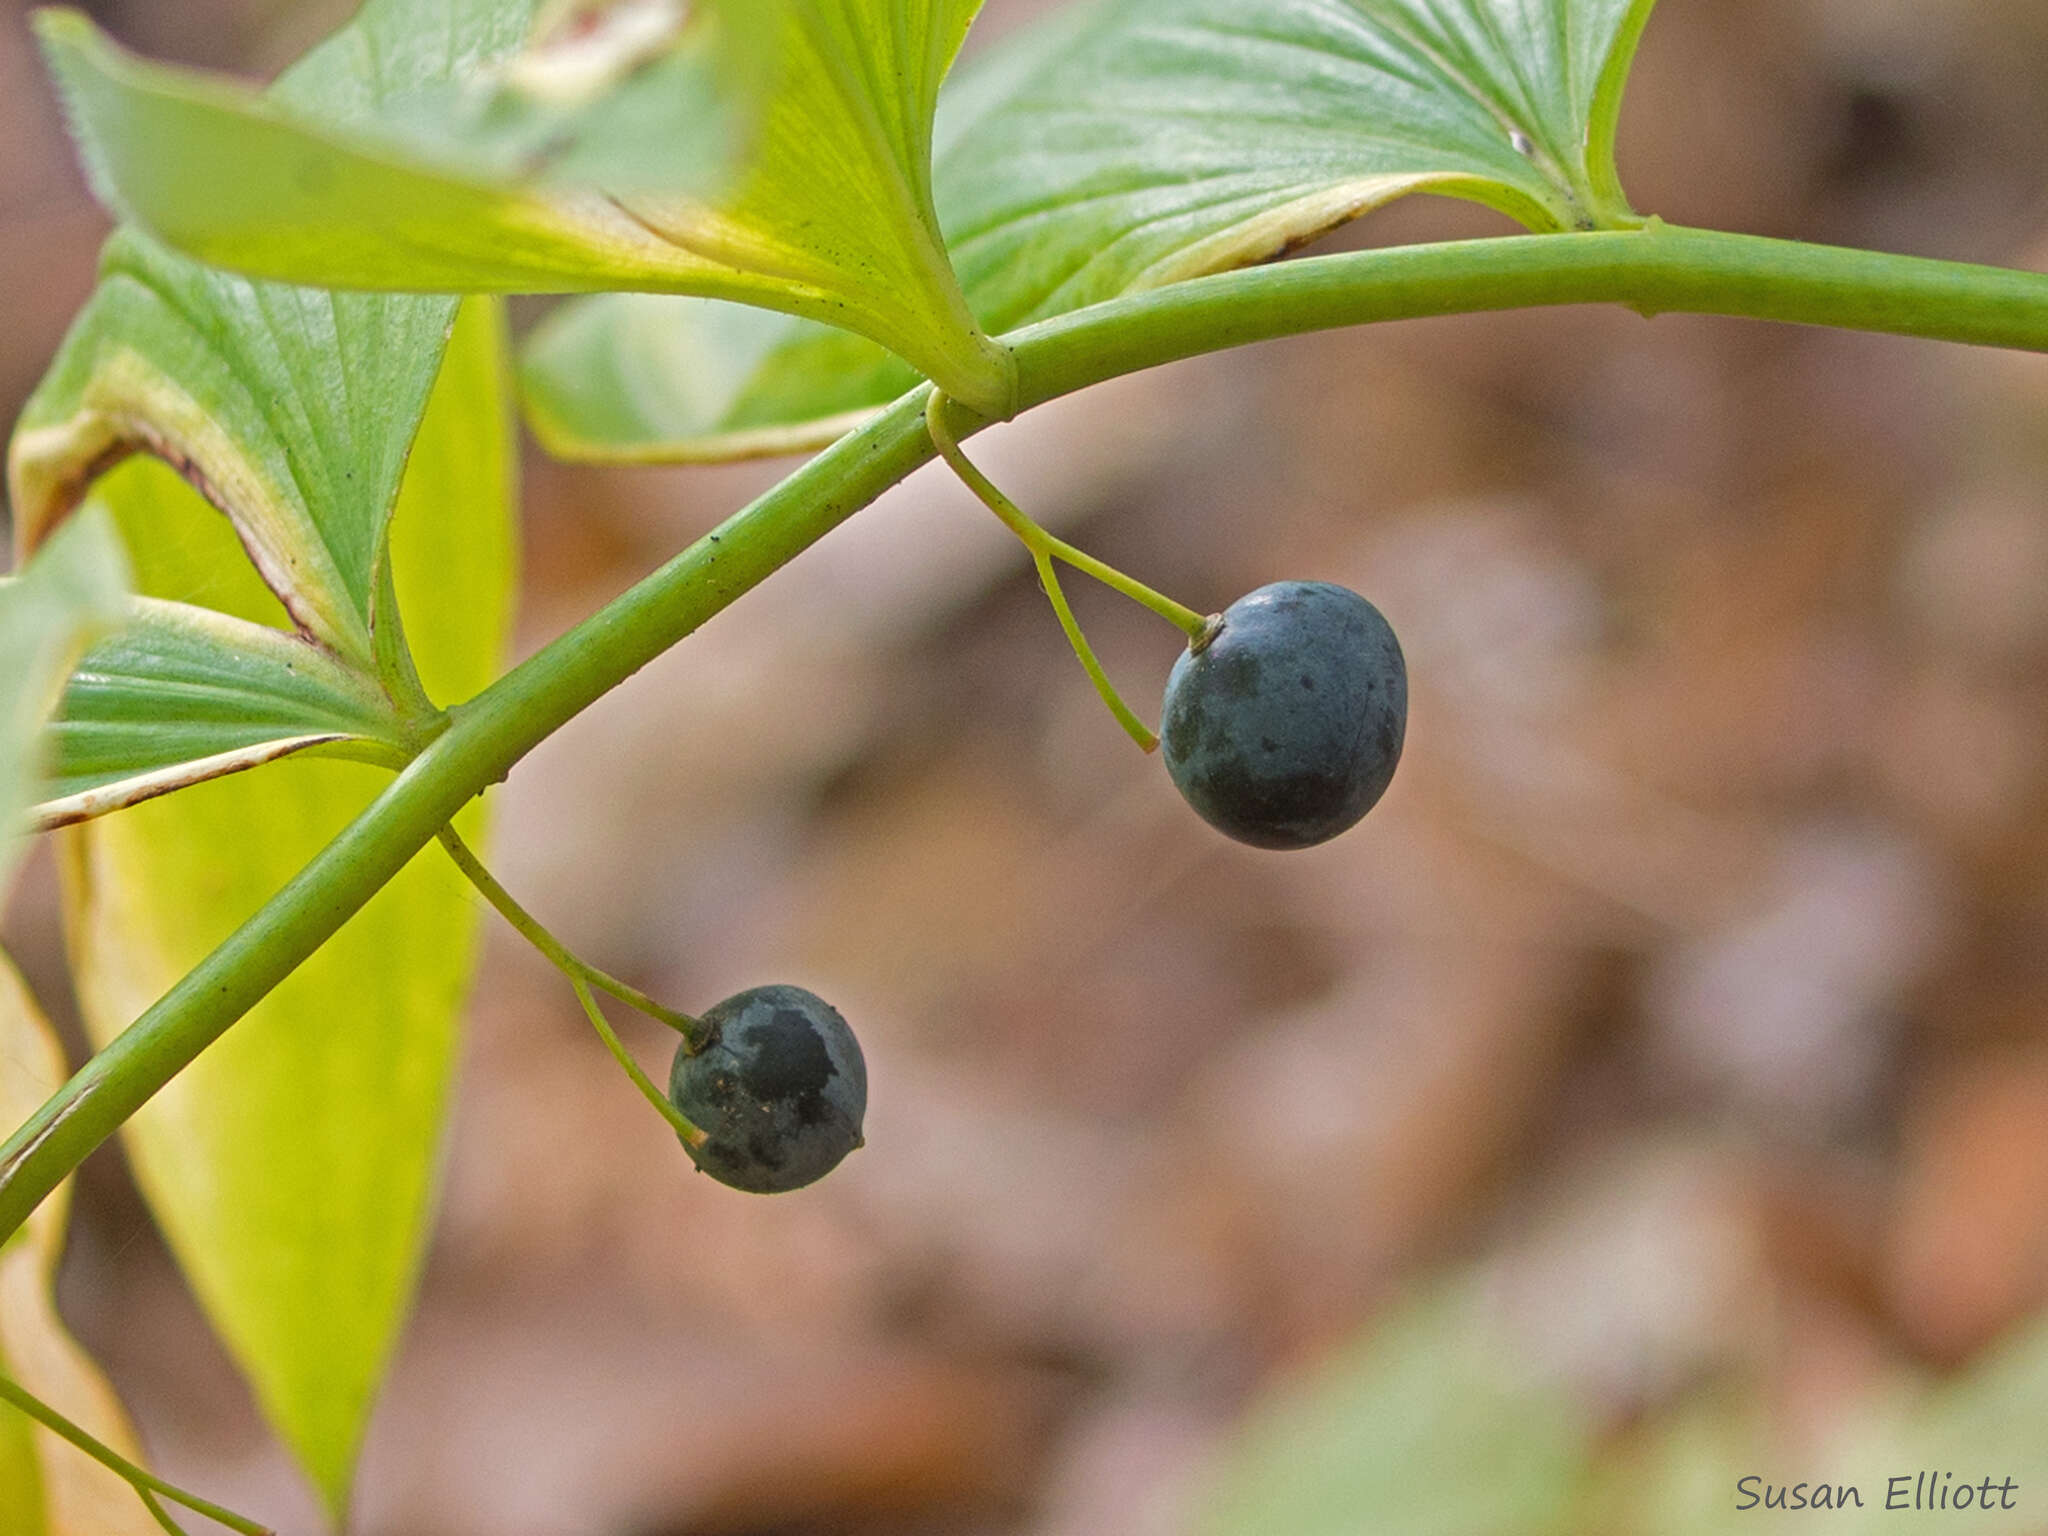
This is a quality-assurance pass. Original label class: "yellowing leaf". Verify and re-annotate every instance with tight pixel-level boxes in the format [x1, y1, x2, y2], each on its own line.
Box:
[10, 0, 540, 829]
[58, 300, 516, 1518]
[0, 950, 164, 1536]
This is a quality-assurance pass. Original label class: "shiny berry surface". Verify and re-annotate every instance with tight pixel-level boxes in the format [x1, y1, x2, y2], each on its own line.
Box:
[669, 985, 867, 1193]
[1161, 581, 1406, 850]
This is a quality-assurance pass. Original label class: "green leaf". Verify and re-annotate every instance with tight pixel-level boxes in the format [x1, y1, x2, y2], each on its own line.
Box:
[10, 219, 464, 678]
[31, 2, 737, 288]
[14, 0, 545, 678]
[36, 0, 1019, 416]
[523, 0, 1656, 461]
[0, 510, 128, 894]
[10, 0, 544, 821]
[522, 291, 918, 461]
[58, 298, 517, 1518]
[334, 2, 760, 194]
[0, 950, 165, 1536]
[29, 597, 413, 830]
[1196, 1283, 1589, 1536]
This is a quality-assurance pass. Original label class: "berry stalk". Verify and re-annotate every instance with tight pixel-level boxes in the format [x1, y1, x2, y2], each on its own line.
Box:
[0, 1373, 274, 1535]
[1033, 548, 1160, 751]
[925, 391, 1211, 639]
[570, 973, 708, 1149]
[924, 390, 1210, 748]
[434, 827, 708, 1144]
[435, 826, 700, 1044]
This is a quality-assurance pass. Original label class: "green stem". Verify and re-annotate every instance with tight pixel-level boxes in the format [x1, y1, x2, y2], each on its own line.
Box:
[0, 1373, 273, 1535]
[1034, 549, 1160, 751]
[568, 975, 707, 1148]
[435, 826, 700, 1044]
[434, 827, 705, 1142]
[1012, 221, 2048, 401]
[926, 392, 1172, 746]
[139, 1488, 188, 1536]
[1048, 536, 1213, 642]
[925, 392, 1211, 639]
[6, 223, 2048, 1244]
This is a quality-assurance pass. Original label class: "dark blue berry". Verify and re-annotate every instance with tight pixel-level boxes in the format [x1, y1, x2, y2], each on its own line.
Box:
[1160, 581, 1406, 850]
[668, 985, 867, 1194]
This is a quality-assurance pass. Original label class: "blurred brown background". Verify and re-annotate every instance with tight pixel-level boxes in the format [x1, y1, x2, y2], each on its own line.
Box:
[8, 0, 2048, 1531]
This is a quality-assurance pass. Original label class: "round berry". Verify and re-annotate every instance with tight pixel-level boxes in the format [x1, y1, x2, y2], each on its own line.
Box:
[668, 985, 867, 1194]
[1160, 581, 1406, 850]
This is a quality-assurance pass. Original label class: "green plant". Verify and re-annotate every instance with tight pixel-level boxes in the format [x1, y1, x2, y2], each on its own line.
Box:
[1, 0, 2047, 1527]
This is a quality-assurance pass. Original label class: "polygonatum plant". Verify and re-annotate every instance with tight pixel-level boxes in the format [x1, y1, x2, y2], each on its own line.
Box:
[3, 0, 2048, 1528]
